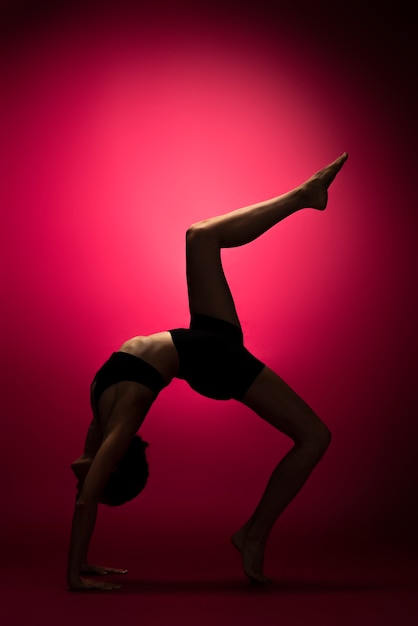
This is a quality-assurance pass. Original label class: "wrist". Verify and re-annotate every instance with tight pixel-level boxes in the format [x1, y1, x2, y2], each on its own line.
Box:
[67, 571, 82, 586]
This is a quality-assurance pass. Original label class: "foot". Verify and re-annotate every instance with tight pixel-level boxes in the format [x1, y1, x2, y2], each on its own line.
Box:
[302, 152, 348, 210]
[231, 529, 272, 584]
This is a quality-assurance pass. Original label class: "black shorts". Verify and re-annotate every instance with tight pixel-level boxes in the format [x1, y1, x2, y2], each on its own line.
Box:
[91, 351, 167, 406]
[169, 314, 265, 400]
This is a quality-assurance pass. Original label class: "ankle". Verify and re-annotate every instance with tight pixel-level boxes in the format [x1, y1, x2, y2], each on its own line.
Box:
[294, 184, 311, 208]
[243, 526, 268, 546]
[246, 534, 267, 546]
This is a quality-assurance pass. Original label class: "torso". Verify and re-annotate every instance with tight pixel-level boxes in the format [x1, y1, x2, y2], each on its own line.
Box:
[91, 332, 179, 440]
[118, 331, 179, 385]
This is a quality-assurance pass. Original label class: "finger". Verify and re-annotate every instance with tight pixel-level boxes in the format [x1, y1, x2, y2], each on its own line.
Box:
[106, 568, 128, 575]
[81, 566, 108, 576]
[106, 583, 122, 590]
[94, 583, 122, 591]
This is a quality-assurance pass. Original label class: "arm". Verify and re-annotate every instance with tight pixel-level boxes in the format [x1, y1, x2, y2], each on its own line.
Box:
[68, 501, 103, 590]
[81, 384, 103, 458]
[81, 418, 102, 459]
[67, 419, 140, 591]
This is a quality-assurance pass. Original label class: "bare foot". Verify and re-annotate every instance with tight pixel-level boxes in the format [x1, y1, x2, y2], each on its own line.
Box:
[231, 529, 272, 584]
[302, 152, 348, 210]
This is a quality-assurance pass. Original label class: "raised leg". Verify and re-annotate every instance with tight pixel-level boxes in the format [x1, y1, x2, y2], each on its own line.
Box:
[231, 367, 332, 583]
[185, 153, 347, 582]
[186, 153, 348, 324]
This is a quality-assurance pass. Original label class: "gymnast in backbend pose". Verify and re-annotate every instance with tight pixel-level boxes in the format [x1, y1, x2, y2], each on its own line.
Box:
[68, 153, 348, 591]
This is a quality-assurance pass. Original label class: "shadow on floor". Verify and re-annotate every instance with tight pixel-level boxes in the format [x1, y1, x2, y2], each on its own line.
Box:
[112, 577, 404, 595]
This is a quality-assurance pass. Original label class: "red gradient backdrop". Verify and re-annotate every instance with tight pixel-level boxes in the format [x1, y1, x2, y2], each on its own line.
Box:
[1, 0, 416, 580]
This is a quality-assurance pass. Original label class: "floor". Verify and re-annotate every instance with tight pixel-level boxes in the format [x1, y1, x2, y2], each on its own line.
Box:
[2, 528, 417, 626]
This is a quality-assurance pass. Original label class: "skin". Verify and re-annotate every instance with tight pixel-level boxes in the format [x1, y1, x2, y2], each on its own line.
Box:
[68, 153, 348, 590]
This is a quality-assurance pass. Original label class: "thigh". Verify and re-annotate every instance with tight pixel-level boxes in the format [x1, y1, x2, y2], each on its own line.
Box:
[240, 366, 327, 443]
[186, 226, 240, 327]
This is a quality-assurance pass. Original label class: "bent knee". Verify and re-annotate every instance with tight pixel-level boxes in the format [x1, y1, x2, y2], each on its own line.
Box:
[302, 423, 331, 459]
[318, 423, 332, 453]
[186, 221, 217, 244]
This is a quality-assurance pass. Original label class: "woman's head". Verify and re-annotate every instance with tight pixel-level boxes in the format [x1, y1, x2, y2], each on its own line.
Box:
[100, 435, 150, 506]
[71, 435, 150, 506]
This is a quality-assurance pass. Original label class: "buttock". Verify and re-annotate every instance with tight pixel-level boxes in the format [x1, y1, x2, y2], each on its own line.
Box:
[190, 313, 244, 344]
[91, 351, 167, 406]
[169, 315, 265, 400]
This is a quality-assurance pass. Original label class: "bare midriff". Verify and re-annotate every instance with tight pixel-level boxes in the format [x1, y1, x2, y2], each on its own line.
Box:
[118, 332, 179, 384]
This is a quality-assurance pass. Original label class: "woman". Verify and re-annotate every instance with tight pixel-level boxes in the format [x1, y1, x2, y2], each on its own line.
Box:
[68, 153, 348, 590]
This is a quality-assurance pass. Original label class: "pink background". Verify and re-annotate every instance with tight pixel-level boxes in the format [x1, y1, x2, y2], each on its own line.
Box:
[1, 1, 417, 623]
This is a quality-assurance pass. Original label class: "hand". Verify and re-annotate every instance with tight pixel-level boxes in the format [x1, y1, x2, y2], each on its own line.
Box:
[81, 563, 128, 576]
[68, 576, 122, 592]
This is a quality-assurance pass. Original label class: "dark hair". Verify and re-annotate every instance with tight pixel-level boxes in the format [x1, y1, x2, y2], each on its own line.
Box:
[100, 435, 149, 506]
